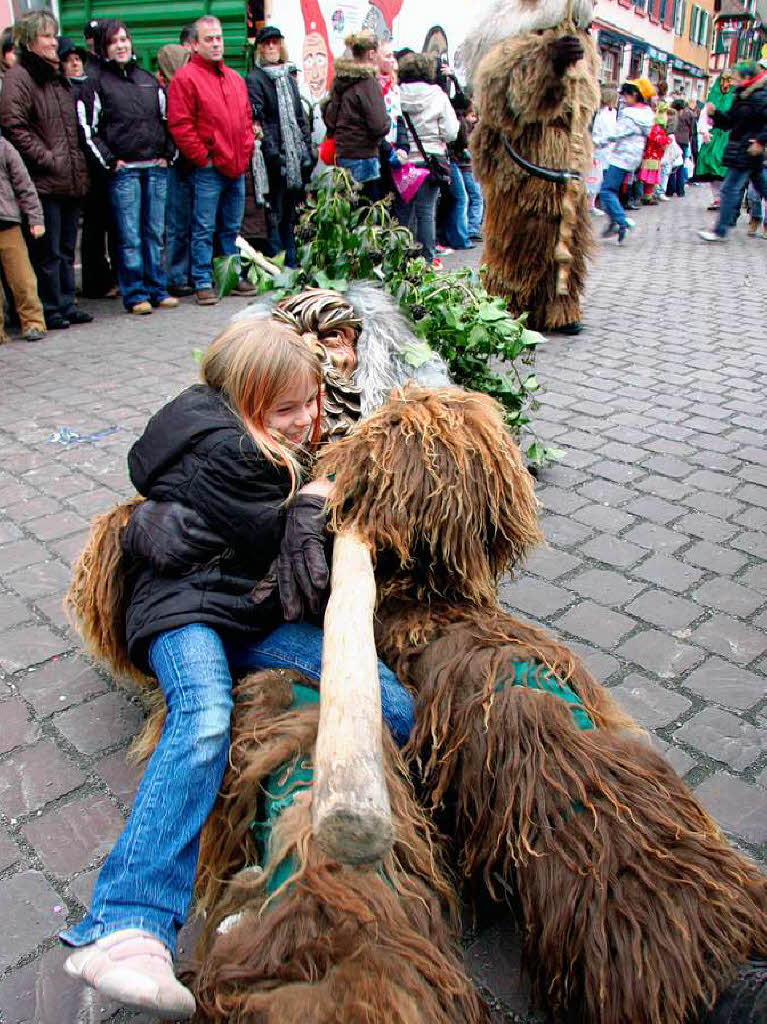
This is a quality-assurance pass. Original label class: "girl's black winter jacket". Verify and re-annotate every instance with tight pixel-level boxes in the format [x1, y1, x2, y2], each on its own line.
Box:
[124, 385, 287, 671]
[77, 57, 173, 170]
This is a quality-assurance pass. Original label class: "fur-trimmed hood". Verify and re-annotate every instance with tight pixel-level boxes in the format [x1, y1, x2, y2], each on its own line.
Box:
[458, 0, 595, 82]
[397, 52, 438, 84]
[330, 58, 379, 94]
[20, 48, 65, 86]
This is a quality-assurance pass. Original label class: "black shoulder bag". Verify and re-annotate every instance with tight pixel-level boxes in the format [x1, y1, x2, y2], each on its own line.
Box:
[403, 112, 451, 188]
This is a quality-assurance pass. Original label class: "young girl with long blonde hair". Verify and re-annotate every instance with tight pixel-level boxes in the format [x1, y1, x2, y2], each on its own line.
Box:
[61, 319, 414, 1018]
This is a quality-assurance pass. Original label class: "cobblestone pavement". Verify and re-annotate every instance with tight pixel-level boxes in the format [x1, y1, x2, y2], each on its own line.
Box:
[0, 187, 765, 1023]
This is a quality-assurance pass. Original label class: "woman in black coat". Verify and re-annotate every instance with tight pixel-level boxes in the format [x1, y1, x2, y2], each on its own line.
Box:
[246, 25, 312, 267]
[699, 59, 767, 241]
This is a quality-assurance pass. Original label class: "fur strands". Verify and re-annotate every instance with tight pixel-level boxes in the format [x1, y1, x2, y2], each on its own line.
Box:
[317, 385, 767, 1023]
[64, 497, 152, 686]
[458, 0, 596, 82]
[190, 671, 489, 1024]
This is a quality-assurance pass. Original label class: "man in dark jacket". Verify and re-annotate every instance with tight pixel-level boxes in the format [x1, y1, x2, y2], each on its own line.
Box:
[699, 60, 767, 241]
[168, 15, 256, 305]
[246, 26, 312, 267]
[323, 30, 390, 198]
[0, 11, 92, 330]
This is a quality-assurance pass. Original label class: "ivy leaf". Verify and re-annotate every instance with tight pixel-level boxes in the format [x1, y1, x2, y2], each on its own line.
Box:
[523, 375, 539, 392]
[213, 254, 241, 297]
[400, 339, 437, 369]
[191, 347, 204, 364]
[520, 328, 547, 346]
[526, 442, 565, 466]
[273, 269, 301, 290]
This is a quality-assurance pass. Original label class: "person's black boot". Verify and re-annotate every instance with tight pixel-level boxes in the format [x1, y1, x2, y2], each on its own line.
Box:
[701, 957, 767, 1024]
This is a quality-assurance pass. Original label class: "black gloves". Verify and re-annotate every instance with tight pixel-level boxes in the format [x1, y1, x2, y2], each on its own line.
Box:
[277, 493, 331, 622]
[550, 36, 585, 77]
[124, 500, 228, 575]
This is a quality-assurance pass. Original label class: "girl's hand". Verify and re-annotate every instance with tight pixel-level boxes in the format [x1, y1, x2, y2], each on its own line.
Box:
[29, 224, 45, 238]
[114, 159, 128, 171]
[278, 493, 331, 620]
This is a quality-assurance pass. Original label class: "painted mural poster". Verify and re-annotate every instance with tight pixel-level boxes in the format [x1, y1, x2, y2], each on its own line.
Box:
[275, 0, 471, 105]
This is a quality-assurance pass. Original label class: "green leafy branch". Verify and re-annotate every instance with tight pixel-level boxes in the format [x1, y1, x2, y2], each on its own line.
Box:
[212, 168, 563, 467]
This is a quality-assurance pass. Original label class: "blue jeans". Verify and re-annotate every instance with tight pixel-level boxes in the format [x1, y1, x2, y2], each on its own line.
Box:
[445, 161, 471, 249]
[715, 166, 767, 237]
[109, 166, 168, 311]
[599, 163, 630, 228]
[747, 181, 765, 222]
[462, 167, 484, 237]
[60, 622, 414, 955]
[338, 155, 380, 184]
[396, 179, 440, 260]
[190, 167, 246, 289]
[166, 164, 193, 289]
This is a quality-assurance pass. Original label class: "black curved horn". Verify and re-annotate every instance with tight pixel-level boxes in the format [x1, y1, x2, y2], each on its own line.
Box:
[503, 136, 583, 184]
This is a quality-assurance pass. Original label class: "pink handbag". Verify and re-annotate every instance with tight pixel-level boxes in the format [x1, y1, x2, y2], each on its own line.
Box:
[391, 162, 430, 203]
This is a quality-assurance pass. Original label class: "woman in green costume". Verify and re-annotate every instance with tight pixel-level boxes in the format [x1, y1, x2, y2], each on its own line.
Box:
[697, 68, 736, 209]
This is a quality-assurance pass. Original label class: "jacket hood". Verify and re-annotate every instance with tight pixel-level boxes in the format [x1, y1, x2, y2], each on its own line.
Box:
[400, 81, 441, 113]
[398, 52, 437, 84]
[129, 385, 240, 494]
[157, 43, 190, 82]
[20, 48, 62, 86]
[331, 58, 379, 93]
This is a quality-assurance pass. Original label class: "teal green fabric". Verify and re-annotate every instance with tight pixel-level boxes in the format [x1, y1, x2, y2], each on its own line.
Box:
[250, 683, 319, 894]
[495, 660, 595, 731]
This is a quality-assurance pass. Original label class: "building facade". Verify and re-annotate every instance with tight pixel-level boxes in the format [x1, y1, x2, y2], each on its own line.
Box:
[594, 0, 713, 97]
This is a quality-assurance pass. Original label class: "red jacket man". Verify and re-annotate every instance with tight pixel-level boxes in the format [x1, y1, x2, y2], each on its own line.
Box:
[167, 16, 256, 305]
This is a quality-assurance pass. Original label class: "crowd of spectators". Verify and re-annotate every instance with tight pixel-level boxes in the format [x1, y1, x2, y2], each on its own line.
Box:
[0, 11, 484, 344]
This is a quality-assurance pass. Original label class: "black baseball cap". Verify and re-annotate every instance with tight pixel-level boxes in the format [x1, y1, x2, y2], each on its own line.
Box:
[256, 25, 283, 44]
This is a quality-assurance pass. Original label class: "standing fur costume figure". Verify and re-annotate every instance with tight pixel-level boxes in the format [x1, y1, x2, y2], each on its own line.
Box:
[461, 0, 601, 332]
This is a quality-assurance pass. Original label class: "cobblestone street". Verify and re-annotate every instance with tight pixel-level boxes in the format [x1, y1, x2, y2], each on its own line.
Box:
[0, 187, 765, 1022]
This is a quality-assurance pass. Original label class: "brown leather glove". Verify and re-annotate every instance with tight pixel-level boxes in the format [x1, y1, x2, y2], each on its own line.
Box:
[550, 36, 585, 76]
[277, 494, 331, 621]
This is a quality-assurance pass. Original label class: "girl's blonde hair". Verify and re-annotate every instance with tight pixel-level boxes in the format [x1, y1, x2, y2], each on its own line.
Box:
[200, 320, 323, 494]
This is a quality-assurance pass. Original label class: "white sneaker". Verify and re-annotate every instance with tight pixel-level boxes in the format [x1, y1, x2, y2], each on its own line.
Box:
[657, 194, 671, 202]
[697, 230, 726, 242]
[591, 207, 606, 216]
[64, 929, 196, 1019]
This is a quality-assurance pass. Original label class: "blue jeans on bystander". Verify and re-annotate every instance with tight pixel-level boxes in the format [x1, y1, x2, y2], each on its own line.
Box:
[60, 622, 414, 956]
[166, 164, 194, 289]
[715, 166, 767, 238]
[599, 164, 629, 228]
[462, 167, 484, 237]
[445, 162, 472, 249]
[190, 168, 246, 290]
[109, 166, 169, 311]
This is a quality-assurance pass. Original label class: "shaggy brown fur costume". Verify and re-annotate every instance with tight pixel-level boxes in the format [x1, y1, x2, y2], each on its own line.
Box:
[470, 23, 601, 330]
[188, 669, 488, 1024]
[316, 385, 767, 1024]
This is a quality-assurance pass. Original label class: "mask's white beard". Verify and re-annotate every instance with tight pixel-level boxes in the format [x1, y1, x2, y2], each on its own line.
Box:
[457, 0, 595, 82]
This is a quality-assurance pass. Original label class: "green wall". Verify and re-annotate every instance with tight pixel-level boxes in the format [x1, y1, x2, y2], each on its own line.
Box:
[59, 0, 249, 72]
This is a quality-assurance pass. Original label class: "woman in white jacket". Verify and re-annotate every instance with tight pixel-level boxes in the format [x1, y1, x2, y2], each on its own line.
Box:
[396, 52, 459, 266]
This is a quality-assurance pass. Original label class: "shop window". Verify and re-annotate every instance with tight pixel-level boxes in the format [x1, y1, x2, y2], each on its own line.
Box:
[601, 48, 619, 81]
